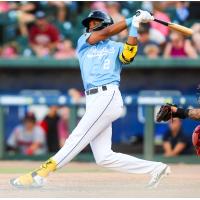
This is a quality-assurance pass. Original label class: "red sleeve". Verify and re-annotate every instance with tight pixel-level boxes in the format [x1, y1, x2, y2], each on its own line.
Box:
[40, 120, 48, 134]
[29, 26, 37, 44]
[49, 25, 60, 42]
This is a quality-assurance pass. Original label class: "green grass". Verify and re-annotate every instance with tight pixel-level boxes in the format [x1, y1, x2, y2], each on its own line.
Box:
[0, 168, 32, 174]
[0, 166, 109, 174]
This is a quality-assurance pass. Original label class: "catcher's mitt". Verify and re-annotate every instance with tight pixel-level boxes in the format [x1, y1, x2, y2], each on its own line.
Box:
[192, 125, 200, 156]
[156, 103, 174, 122]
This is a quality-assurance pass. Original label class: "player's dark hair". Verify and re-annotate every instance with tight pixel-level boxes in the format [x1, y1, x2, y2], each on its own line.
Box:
[22, 112, 36, 124]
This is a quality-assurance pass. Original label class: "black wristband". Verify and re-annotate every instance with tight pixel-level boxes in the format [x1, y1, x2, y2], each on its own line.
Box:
[173, 108, 189, 119]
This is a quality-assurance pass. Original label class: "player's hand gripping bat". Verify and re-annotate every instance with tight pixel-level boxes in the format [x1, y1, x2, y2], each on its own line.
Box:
[153, 18, 193, 36]
[134, 10, 193, 36]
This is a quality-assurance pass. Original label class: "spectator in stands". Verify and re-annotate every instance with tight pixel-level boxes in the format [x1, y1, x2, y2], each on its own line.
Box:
[162, 118, 192, 157]
[1, 42, 19, 58]
[7, 112, 47, 155]
[191, 23, 200, 34]
[68, 88, 83, 104]
[90, 2, 107, 12]
[106, 2, 128, 42]
[144, 44, 160, 59]
[192, 33, 200, 55]
[174, 2, 189, 25]
[29, 11, 60, 57]
[188, 2, 200, 21]
[137, 23, 159, 56]
[58, 106, 70, 147]
[17, 2, 41, 37]
[150, 2, 170, 44]
[54, 39, 76, 60]
[16, 1, 38, 23]
[48, 1, 67, 23]
[191, 23, 200, 55]
[0, 2, 199, 58]
[164, 31, 198, 58]
[0, 2, 11, 13]
[40, 105, 60, 153]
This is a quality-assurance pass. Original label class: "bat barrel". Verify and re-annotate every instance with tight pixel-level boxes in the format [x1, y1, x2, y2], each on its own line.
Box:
[169, 23, 193, 36]
[153, 18, 193, 36]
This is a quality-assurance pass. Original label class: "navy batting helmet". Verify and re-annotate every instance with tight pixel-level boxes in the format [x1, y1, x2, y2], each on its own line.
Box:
[82, 10, 114, 32]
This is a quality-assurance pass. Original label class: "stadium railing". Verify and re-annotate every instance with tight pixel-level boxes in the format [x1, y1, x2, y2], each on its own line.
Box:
[0, 57, 199, 69]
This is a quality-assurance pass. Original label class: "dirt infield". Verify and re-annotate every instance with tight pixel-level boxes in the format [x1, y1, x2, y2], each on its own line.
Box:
[0, 161, 200, 198]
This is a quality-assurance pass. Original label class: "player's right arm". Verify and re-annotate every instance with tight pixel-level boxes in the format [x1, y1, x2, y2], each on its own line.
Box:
[87, 20, 130, 45]
[87, 10, 154, 45]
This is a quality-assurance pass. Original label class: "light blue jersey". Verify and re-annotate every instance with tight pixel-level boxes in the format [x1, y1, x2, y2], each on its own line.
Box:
[76, 33, 124, 91]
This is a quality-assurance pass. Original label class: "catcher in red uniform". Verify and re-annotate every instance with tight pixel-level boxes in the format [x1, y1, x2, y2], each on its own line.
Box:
[156, 87, 200, 156]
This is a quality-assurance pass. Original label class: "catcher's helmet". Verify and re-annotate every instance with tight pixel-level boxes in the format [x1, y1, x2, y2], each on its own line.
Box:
[82, 10, 114, 32]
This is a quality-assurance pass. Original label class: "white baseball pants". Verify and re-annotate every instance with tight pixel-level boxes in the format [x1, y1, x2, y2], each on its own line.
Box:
[53, 85, 163, 175]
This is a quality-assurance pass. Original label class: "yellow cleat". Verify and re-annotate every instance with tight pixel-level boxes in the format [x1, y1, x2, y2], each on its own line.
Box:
[35, 158, 57, 177]
[10, 158, 57, 189]
[10, 173, 45, 189]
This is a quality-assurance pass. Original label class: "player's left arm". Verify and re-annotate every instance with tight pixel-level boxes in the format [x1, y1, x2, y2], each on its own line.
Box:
[156, 104, 200, 122]
[171, 106, 200, 121]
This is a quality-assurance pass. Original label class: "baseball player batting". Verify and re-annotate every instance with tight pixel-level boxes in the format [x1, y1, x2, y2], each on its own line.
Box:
[11, 10, 170, 189]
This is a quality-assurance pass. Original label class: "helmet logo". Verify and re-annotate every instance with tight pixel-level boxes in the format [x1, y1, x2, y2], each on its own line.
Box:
[88, 12, 93, 17]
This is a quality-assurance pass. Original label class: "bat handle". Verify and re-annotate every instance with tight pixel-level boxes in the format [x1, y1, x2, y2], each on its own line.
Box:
[149, 12, 168, 26]
[153, 18, 169, 26]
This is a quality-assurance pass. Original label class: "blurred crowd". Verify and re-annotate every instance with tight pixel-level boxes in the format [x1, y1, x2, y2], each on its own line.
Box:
[6, 106, 70, 155]
[162, 118, 193, 157]
[0, 1, 199, 59]
[6, 104, 195, 157]
[6, 88, 84, 156]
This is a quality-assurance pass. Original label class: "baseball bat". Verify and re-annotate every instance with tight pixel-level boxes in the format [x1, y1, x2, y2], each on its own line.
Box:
[153, 18, 193, 36]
